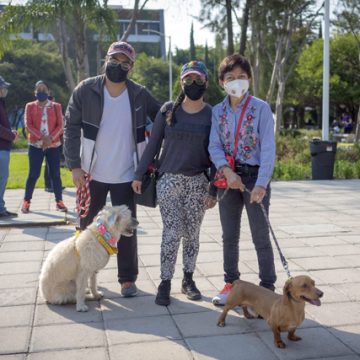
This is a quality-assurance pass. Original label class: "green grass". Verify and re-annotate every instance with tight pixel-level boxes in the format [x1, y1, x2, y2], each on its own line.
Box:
[8, 152, 73, 189]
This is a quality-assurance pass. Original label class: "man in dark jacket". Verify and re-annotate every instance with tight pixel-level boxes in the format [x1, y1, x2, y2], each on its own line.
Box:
[64, 41, 160, 298]
[0, 76, 18, 218]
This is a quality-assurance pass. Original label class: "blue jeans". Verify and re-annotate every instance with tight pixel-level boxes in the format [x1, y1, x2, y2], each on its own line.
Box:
[218, 172, 277, 289]
[24, 145, 63, 202]
[0, 150, 10, 214]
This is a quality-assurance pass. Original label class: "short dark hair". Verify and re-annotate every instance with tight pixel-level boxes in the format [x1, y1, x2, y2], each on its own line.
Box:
[218, 54, 252, 81]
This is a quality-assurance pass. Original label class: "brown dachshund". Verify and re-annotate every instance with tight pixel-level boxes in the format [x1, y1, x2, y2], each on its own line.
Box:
[217, 275, 323, 348]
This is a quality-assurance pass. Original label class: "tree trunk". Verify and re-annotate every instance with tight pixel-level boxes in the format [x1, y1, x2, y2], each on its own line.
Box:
[55, 17, 76, 91]
[275, 64, 286, 133]
[239, 0, 251, 55]
[225, 0, 234, 55]
[74, 12, 90, 82]
[266, 36, 283, 103]
[355, 105, 360, 142]
[250, 23, 260, 97]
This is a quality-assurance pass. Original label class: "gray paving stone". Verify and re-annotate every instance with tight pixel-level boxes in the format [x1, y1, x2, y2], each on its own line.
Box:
[105, 315, 182, 345]
[0, 251, 43, 262]
[328, 325, 360, 355]
[28, 347, 108, 360]
[0, 273, 39, 289]
[305, 302, 360, 327]
[109, 340, 192, 360]
[0, 304, 34, 327]
[172, 310, 252, 338]
[0, 326, 30, 354]
[0, 355, 25, 360]
[309, 269, 360, 285]
[0, 261, 41, 275]
[0, 287, 37, 306]
[257, 327, 354, 359]
[291, 256, 349, 271]
[30, 322, 105, 352]
[34, 302, 102, 326]
[187, 333, 278, 360]
[101, 295, 168, 321]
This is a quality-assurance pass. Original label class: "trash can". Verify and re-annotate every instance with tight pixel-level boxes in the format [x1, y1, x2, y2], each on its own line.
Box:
[310, 139, 337, 180]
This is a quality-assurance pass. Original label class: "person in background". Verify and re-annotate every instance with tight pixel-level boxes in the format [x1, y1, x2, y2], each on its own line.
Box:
[44, 93, 65, 193]
[0, 76, 18, 218]
[21, 80, 67, 213]
[64, 41, 160, 297]
[132, 61, 217, 306]
[209, 54, 277, 305]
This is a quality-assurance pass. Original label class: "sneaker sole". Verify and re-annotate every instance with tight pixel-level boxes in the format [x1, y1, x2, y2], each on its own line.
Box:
[121, 290, 138, 298]
[155, 298, 170, 306]
[212, 299, 225, 306]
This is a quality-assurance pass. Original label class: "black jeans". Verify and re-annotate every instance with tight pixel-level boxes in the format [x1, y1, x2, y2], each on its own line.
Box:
[24, 145, 63, 202]
[218, 171, 276, 289]
[79, 180, 138, 284]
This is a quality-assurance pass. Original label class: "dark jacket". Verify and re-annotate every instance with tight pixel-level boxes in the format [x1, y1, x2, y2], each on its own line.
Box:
[0, 99, 15, 151]
[64, 75, 160, 172]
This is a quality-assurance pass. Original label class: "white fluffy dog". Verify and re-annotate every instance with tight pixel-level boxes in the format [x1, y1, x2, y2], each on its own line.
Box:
[39, 205, 138, 312]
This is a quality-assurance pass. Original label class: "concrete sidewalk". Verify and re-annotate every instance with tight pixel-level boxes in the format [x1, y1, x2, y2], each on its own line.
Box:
[0, 180, 360, 360]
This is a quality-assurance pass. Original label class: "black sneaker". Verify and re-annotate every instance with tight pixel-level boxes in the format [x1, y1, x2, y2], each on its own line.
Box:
[155, 280, 171, 306]
[181, 278, 202, 301]
[0, 210, 18, 218]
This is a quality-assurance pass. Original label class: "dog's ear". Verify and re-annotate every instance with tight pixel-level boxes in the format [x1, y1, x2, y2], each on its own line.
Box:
[283, 278, 293, 296]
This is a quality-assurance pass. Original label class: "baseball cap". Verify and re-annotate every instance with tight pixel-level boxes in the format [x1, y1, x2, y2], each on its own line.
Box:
[107, 41, 136, 62]
[181, 60, 208, 80]
[0, 76, 11, 88]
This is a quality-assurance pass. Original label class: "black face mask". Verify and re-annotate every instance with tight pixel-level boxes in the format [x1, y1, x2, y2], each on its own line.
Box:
[183, 83, 206, 101]
[105, 62, 129, 83]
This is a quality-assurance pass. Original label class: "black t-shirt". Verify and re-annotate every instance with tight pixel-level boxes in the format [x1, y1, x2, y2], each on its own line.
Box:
[135, 102, 212, 179]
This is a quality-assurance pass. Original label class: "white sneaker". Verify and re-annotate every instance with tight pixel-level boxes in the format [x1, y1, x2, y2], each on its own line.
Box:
[212, 283, 233, 305]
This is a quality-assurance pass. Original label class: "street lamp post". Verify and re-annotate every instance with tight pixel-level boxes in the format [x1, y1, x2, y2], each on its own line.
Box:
[143, 29, 172, 101]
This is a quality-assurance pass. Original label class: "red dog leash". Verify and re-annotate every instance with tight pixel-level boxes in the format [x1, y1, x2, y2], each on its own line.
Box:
[76, 173, 91, 219]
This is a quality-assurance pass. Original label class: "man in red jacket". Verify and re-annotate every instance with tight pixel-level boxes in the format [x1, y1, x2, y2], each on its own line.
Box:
[0, 76, 18, 218]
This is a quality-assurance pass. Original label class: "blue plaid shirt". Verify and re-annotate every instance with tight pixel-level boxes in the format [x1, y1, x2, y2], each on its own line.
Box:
[209, 93, 275, 188]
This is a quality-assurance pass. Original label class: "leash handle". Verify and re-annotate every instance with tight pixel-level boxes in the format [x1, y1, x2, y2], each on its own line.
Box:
[76, 173, 92, 219]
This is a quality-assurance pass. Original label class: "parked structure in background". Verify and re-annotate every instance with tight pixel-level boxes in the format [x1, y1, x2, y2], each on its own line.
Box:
[0, 4, 166, 76]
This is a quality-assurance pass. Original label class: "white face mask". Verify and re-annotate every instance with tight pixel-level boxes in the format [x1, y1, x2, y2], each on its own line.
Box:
[224, 79, 249, 98]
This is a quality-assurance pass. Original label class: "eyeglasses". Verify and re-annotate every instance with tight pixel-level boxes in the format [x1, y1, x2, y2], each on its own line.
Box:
[108, 58, 132, 71]
[182, 77, 206, 86]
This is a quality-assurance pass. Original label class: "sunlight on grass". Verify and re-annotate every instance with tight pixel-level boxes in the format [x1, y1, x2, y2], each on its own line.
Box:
[8, 152, 73, 189]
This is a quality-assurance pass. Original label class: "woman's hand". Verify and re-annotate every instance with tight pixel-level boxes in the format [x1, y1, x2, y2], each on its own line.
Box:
[204, 194, 217, 209]
[42, 135, 52, 149]
[132, 180, 142, 194]
[250, 186, 266, 203]
[223, 167, 245, 191]
[72, 168, 86, 188]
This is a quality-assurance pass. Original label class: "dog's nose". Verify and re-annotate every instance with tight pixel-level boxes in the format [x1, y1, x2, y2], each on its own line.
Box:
[316, 289, 324, 298]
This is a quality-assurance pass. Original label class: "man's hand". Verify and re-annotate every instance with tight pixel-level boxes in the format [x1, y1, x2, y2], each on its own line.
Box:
[250, 186, 266, 203]
[223, 167, 245, 191]
[42, 135, 52, 149]
[12, 130, 19, 142]
[132, 180, 142, 194]
[72, 168, 86, 188]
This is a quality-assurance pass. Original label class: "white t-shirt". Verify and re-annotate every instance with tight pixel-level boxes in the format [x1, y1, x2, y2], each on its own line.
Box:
[91, 87, 135, 183]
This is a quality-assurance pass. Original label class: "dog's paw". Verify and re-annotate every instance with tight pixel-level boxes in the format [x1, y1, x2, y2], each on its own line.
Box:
[288, 334, 302, 342]
[276, 341, 286, 349]
[92, 291, 104, 300]
[76, 303, 89, 312]
[217, 321, 226, 327]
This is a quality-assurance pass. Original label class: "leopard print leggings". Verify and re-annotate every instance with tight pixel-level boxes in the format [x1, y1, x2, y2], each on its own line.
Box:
[157, 173, 208, 280]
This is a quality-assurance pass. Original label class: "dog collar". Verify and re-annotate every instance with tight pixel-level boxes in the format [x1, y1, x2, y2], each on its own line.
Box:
[90, 219, 118, 255]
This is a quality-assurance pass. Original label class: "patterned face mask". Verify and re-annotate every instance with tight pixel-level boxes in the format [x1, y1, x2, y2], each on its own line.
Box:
[224, 79, 249, 98]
